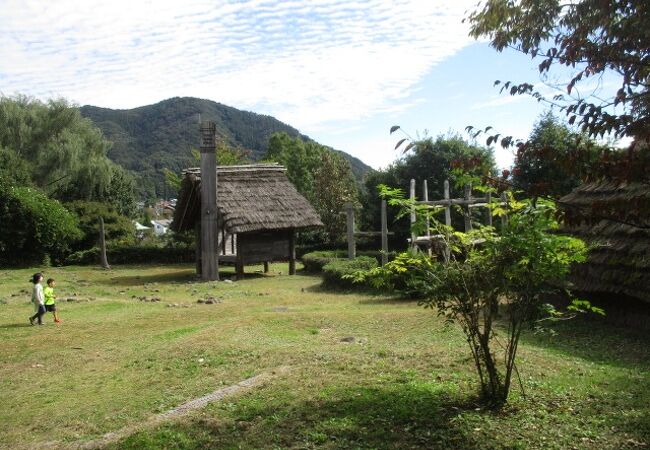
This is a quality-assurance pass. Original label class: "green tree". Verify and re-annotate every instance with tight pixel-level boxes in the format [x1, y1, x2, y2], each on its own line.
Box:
[0, 180, 82, 266]
[66, 201, 135, 251]
[512, 112, 605, 198]
[0, 96, 114, 200]
[355, 189, 594, 406]
[467, 0, 650, 141]
[313, 151, 359, 244]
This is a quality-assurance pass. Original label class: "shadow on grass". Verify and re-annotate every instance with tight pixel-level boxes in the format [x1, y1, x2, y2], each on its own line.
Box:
[99, 270, 266, 287]
[519, 316, 650, 369]
[112, 384, 493, 450]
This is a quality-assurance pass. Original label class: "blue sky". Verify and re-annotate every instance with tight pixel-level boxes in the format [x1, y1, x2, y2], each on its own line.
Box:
[0, 0, 613, 170]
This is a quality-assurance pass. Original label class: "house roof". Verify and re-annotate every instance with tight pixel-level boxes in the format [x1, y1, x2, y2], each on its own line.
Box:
[171, 163, 323, 234]
[560, 181, 650, 302]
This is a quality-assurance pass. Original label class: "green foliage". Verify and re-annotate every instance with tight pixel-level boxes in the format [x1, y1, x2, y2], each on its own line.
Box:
[266, 132, 360, 245]
[313, 151, 359, 244]
[322, 256, 378, 289]
[512, 112, 605, 198]
[0, 147, 32, 186]
[301, 250, 347, 273]
[0, 95, 115, 201]
[355, 183, 589, 406]
[0, 180, 82, 266]
[65, 245, 195, 265]
[467, 0, 650, 141]
[361, 134, 496, 246]
[66, 201, 135, 251]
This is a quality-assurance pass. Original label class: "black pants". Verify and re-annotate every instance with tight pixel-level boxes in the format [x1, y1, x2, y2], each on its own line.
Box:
[31, 305, 45, 324]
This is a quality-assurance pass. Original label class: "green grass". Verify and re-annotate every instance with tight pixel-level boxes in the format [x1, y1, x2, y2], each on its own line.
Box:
[0, 264, 648, 449]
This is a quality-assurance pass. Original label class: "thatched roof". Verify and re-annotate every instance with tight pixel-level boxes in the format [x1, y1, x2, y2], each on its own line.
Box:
[172, 164, 323, 234]
[560, 181, 650, 303]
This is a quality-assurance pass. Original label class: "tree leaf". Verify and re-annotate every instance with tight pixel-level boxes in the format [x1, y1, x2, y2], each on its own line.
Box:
[395, 138, 407, 150]
[390, 125, 400, 134]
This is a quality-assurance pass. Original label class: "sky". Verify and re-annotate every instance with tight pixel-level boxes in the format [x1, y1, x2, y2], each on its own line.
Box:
[0, 0, 611, 170]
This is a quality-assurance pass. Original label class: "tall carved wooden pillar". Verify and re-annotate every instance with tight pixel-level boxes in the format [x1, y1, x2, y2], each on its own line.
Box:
[199, 121, 219, 281]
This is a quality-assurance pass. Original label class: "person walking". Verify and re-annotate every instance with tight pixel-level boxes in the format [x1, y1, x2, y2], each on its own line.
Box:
[29, 273, 45, 325]
[43, 278, 61, 324]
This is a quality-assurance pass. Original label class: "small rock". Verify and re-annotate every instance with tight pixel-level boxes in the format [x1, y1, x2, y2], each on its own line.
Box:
[197, 299, 205, 304]
[66, 298, 75, 302]
[340, 336, 356, 343]
[272, 306, 288, 312]
[205, 299, 214, 304]
[224, 279, 233, 284]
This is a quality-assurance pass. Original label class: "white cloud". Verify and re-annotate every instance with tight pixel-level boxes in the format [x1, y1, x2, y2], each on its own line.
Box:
[0, 0, 476, 131]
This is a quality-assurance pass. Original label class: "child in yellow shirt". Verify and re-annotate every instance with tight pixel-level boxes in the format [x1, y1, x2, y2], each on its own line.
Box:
[43, 278, 61, 324]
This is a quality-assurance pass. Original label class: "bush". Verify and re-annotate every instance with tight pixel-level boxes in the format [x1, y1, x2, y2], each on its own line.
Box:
[322, 256, 378, 289]
[0, 181, 82, 266]
[302, 250, 347, 273]
[302, 250, 396, 273]
[66, 245, 195, 265]
[66, 200, 135, 251]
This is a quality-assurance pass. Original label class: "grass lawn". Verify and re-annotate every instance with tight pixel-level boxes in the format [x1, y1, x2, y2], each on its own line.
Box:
[0, 264, 648, 449]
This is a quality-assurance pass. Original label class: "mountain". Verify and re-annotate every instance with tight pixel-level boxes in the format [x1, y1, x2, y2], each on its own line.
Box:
[80, 97, 372, 199]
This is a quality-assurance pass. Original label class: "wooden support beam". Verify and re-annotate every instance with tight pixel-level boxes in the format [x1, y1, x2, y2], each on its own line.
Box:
[423, 180, 431, 256]
[199, 121, 219, 281]
[464, 183, 472, 232]
[410, 179, 416, 252]
[443, 179, 451, 227]
[486, 191, 493, 227]
[288, 229, 296, 275]
[344, 202, 356, 259]
[263, 261, 269, 273]
[195, 222, 201, 275]
[380, 199, 388, 266]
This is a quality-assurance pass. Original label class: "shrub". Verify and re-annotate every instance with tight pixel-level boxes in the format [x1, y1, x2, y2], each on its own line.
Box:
[0, 181, 81, 266]
[322, 256, 378, 289]
[66, 200, 135, 251]
[302, 250, 396, 273]
[66, 245, 195, 265]
[301, 250, 347, 273]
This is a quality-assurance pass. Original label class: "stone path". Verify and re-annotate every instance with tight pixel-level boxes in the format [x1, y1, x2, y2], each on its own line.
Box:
[65, 369, 282, 450]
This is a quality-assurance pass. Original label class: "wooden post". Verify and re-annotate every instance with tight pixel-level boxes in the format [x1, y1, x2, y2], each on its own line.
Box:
[99, 217, 110, 269]
[199, 121, 219, 281]
[288, 229, 296, 275]
[195, 222, 201, 275]
[500, 192, 509, 228]
[443, 179, 451, 227]
[236, 235, 244, 279]
[344, 202, 356, 259]
[380, 199, 388, 266]
[486, 191, 493, 227]
[423, 180, 431, 256]
[410, 179, 416, 252]
[221, 228, 226, 255]
[263, 262, 269, 273]
[464, 183, 472, 232]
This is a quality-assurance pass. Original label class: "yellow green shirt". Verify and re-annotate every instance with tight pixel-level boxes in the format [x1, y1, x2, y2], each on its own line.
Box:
[43, 286, 55, 305]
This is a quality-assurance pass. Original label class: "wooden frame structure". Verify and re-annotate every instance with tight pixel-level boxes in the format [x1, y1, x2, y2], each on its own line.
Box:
[343, 200, 392, 266]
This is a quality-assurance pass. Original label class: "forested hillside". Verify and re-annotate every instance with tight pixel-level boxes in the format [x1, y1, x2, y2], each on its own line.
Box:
[80, 97, 371, 199]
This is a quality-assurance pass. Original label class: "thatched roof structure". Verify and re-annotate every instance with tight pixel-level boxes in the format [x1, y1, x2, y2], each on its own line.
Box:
[560, 181, 650, 303]
[171, 164, 322, 234]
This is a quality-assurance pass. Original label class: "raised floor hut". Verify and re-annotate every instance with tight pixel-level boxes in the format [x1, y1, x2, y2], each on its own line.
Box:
[560, 181, 650, 304]
[171, 164, 323, 277]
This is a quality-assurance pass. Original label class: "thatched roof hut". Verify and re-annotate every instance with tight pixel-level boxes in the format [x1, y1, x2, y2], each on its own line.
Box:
[560, 181, 650, 303]
[171, 163, 322, 277]
[172, 164, 322, 234]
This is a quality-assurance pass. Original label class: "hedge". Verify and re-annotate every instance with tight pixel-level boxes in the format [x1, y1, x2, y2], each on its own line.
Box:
[66, 245, 195, 265]
[322, 256, 378, 289]
[302, 250, 396, 273]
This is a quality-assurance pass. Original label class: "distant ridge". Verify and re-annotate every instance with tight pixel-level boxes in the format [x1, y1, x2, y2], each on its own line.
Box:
[80, 97, 371, 198]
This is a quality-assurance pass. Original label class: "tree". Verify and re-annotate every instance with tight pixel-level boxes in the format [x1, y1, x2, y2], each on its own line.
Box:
[0, 180, 82, 266]
[354, 188, 594, 406]
[467, 0, 650, 141]
[313, 151, 359, 244]
[511, 111, 605, 198]
[0, 96, 115, 198]
[66, 201, 136, 251]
